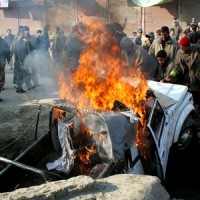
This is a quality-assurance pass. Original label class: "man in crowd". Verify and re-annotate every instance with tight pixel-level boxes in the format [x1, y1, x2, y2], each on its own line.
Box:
[142, 32, 155, 52]
[171, 17, 183, 40]
[154, 50, 174, 82]
[52, 27, 66, 64]
[63, 22, 86, 74]
[23, 26, 39, 89]
[163, 36, 200, 114]
[188, 24, 200, 44]
[133, 28, 143, 46]
[10, 29, 30, 93]
[149, 26, 179, 63]
[0, 37, 10, 101]
[120, 36, 157, 79]
[37, 24, 51, 75]
[4, 29, 14, 70]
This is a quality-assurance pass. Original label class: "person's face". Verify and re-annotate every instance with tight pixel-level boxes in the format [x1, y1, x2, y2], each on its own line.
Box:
[137, 32, 142, 37]
[180, 45, 191, 53]
[157, 57, 167, 66]
[161, 31, 169, 41]
[24, 30, 29, 36]
[170, 30, 175, 36]
[147, 36, 154, 44]
[7, 30, 11, 35]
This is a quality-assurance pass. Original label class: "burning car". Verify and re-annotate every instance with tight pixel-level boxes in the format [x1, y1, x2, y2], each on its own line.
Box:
[0, 22, 198, 193]
[0, 80, 197, 192]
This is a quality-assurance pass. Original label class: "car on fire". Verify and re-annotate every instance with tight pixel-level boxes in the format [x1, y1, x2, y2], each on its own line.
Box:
[0, 80, 198, 192]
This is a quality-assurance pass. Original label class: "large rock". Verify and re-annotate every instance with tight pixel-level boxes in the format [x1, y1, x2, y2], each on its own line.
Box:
[0, 174, 170, 200]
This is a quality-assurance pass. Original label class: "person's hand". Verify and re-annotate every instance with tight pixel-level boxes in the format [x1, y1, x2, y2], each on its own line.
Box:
[161, 77, 171, 83]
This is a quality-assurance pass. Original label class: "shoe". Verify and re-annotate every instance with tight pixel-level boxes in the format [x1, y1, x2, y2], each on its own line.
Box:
[0, 98, 3, 102]
[28, 86, 37, 90]
[1, 87, 4, 90]
[17, 89, 26, 93]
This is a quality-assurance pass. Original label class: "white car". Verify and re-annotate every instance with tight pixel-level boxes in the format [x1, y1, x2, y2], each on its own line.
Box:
[126, 80, 197, 180]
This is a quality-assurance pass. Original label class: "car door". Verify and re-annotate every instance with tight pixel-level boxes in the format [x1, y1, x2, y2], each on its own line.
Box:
[147, 98, 169, 179]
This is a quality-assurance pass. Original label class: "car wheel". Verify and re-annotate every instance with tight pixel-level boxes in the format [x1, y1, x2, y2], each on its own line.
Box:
[177, 118, 197, 151]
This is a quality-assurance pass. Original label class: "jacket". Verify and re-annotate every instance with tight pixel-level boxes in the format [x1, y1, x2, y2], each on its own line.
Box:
[170, 44, 200, 91]
[149, 37, 179, 63]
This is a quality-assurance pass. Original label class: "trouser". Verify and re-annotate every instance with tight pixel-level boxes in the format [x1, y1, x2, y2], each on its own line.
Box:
[0, 66, 5, 88]
[15, 61, 33, 90]
[9, 54, 14, 69]
[30, 64, 39, 86]
[16, 66, 24, 90]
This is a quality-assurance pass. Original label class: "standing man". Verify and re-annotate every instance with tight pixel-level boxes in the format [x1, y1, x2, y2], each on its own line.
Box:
[37, 24, 51, 75]
[52, 27, 66, 64]
[63, 23, 86, 74]
[172, 17, 183, 41]
[23, 26, 38, 89]
[120, 36, 157, 79]
[188, 24, 200, 44]
[149, 26, 179, 63]
[0, 37, 10, 100]
[4, 29, 14, 70]
[142, 32, 155, 52]
[133, 28, 143, 46]
[163, 36, 200, 115]
[11, 29, 29, 93]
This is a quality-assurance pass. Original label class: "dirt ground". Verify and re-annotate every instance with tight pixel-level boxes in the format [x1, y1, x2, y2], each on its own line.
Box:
[0, 65, 60, 168]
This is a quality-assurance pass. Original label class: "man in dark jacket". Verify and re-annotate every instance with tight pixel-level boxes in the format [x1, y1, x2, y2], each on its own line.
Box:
[63, 23, 85, 74]
[4, 29, 14, 70]
[11, 29, 30, 93]
[120, 36, 157, 79]
[163, 36, 200, 114]
[154, 50, 174, 81]
[0, 37, 10, 101]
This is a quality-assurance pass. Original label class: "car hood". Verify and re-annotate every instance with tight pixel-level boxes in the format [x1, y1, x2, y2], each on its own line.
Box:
[147, 80, 188, 109]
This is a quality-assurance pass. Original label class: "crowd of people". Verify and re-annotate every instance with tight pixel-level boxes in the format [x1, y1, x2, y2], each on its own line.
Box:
[0, 17, 200, 117]
[0, 24, 68, 100]
[119, 17, 200, 115]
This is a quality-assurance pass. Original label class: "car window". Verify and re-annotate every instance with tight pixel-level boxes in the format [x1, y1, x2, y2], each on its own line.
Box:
[147, 99, 165, 146]
[150, 101, 164, 141]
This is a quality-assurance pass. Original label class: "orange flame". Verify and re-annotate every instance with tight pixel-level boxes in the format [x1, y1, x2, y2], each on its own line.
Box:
[59, 21, 149, 162]
[59, 22, 148, 117]
[78, 144, 96, 174]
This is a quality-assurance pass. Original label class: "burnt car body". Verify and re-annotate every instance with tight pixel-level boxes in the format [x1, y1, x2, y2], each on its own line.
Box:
[0, 80, 198, 192]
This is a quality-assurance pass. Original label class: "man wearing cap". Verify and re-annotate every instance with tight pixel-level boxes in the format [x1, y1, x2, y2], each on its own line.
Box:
[142, 31, 154, 52]
[133, 28, 143, 46]
[163, 36, 200, 114]
[149, 26, 179, 63]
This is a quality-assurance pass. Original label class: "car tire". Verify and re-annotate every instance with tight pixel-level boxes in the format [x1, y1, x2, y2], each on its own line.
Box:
[177, 118, 197, 151]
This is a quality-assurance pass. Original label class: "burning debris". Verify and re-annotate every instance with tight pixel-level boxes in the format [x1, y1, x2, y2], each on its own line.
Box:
[47, 103, 140, 178]
[59, 24, 156, 162]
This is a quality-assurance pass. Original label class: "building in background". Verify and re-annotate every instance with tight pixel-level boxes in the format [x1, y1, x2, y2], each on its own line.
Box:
[0, 0, 198, 36]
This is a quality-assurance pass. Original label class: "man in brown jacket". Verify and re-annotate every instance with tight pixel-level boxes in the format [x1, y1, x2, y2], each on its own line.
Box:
[163, 36, 200, 114]
[149, 26, 179, 63]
